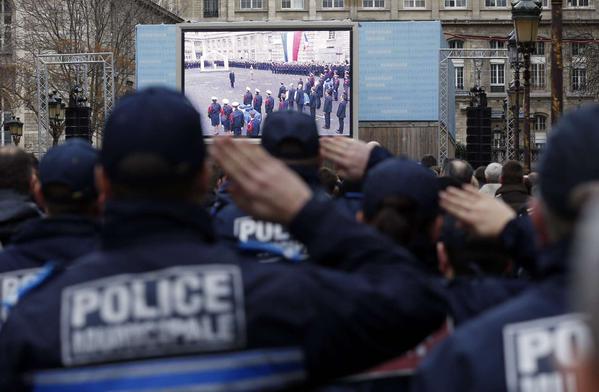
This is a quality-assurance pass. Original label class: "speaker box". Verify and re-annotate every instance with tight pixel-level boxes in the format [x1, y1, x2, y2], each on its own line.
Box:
[65, 107, 91, 141]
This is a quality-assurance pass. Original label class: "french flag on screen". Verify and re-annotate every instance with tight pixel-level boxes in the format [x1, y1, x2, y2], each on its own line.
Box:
[281, 31, 303, 62]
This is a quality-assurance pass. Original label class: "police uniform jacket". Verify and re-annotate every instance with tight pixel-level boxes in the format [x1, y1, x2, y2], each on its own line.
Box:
[265, 97, 275, 113]
[337, 101, 347, 118]
[243, 92, 252, 106]
[0, 197, 447, 391]
[231, 109, 245, 129]
[323, 96, 333, 114]
[252, 95, 262, 112]
[412, 232, 577, 392]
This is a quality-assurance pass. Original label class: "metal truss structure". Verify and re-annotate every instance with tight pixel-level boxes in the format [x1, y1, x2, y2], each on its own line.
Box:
[505, 101, 517, 160]
[439, 49, 509, 163]
[35, 52, 114, 156]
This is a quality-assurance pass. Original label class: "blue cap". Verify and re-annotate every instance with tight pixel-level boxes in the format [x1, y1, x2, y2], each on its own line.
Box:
[539, 104, 599, 219]
[100, 87, 205, 184]
[261, 111, 319, 160]
[363, 158, 439, 220]
[39, 139, 98, 202]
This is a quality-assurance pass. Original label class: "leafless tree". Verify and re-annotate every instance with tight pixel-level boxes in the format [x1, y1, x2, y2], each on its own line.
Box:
[565, 27, 599, 99]
[0, 0, 180, 140]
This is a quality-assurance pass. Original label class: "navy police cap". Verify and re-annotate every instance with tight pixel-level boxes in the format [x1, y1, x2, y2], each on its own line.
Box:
[363, 158, 440, 220]
[100, 87, 205, 184]
[261, 111, 319, 161]
[539, 104, 599, 219]
[39, 139, 98, 202]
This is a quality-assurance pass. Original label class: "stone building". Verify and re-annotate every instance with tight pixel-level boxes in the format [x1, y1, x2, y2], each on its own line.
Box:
[170, 0, 598, 159]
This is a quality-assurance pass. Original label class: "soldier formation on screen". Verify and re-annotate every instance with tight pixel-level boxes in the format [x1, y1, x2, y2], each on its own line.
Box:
[205, 63, 351, 136]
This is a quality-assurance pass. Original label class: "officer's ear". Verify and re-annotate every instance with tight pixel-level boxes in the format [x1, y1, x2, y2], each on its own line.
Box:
[437, 242, 454, 279]
[32, 179, 47, 213]
[95, 166, 112, 203]
[355, 210, 364, 223]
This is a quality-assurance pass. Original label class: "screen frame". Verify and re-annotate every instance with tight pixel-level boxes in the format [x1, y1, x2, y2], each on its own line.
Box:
[177, 21, 359, 140]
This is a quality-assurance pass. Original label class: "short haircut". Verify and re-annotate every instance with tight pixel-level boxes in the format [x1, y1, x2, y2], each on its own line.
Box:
[421, 155, 438, 169]
[42, 183, 97, 216]
[474, 166, 486, 187]
[442, 159, 474, 185]
[318, 167, 338, 196]
[0, 147, 34, 195]
[109, 154, 201, 201]
[501, 160, 524, 185]
[485, 162, 503, 183]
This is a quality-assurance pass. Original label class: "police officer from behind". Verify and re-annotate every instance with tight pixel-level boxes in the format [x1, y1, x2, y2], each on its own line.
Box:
[213, 110, 325, 262]
[336, 93, 348, 134]
[264, 90, 275, 116]
[412, 104, 599, 392]
[252, 88, 262, 114]
[207, 97, 221, 135]
[229, 70, 235, 88]
[323, 89, 333, 130]
[230, 101, 245, 137]
[295, 83, 305, 113]
[287, 82, 296, 110]
[0, 139, 99, 324]
[309, 87, 318, 121]
[243, 87, 252, 106]
[0, 88, 446, 391]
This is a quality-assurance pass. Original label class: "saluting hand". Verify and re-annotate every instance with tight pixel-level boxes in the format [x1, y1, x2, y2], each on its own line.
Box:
[320, 137, 375, 181]
[210, 138, 312, 224]
[440, 185, 516, 238]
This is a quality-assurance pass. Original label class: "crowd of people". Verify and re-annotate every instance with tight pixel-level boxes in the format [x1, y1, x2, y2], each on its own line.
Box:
[0, 86, 598, 392]
[207, 69, 351, 136]
[184, 59, 351, 78]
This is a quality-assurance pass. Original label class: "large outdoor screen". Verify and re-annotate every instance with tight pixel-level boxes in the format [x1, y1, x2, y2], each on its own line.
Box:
[182, 26, 354, 138]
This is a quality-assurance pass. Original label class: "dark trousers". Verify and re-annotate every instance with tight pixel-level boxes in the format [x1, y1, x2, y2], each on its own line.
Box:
[324, 112, 331, 128]
[232, 127, 242, 136]
[230, 80, 234, 88]
[317, 97, 321, 109]
[298, 104, 304, 113]
[337, 117, 344, 133]
[310, 107, 316, 120]
[334, 89, 339, 101]
[288, 101, 294, 109]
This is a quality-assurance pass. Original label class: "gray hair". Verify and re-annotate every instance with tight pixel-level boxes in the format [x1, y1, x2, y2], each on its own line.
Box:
[484, 162, 502, 183]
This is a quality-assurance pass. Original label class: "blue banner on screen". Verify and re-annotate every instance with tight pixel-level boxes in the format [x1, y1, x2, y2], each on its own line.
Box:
[136, 25, 178, 89]
[358, 21, 441, 122]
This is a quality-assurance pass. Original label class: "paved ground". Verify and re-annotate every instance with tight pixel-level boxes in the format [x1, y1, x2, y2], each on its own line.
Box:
[184, 67, 351, 137]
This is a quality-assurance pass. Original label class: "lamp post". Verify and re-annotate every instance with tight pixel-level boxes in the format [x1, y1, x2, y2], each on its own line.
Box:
[507, 31, 521, 161]
[4, 115, 23, 146]
[48, 91, 66, 146]
[512, 0, 542, 173]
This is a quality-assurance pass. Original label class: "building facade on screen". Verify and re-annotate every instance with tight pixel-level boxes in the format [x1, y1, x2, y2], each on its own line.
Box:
[169, 0, 599, 155]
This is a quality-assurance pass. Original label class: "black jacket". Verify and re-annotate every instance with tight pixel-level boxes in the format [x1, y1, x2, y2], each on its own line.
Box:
[0, 198, 446, 391]
[496, 183, 530, 213]
[0, 190, 42, 247]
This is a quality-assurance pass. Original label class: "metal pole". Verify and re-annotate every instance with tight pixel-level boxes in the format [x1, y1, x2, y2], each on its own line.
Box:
[523, 47, 532, 172]
[551, 0, 564, 124]
[513, 64, 521, 161]
[0, 96, 4, 146]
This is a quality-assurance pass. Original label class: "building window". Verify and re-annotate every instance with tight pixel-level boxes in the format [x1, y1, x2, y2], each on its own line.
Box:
[572, 42, 586, 56]
[455, 66, 464, 90]
[571, 67, 586, 91]
[0, 0, 11, 53]
[490, 63, 505, 92]
[405, 0, 426, 7]
[533, 115, 547, 132]
[448, 39, 464, 49]
[328, 31, 336, 39]
[323, 0, 344, 6]
[203, 0, 219, 16]
[240, 0, 263, 9]
[490, 40, 505, 49]
[282, 0, 304, 8]
[567, 0, 590, 6]
[531, 63, 546, 89]
[485, 0, 507, 6]
[542, 0, 549, 7]
[363, 0, 385, 7]
[533, 41, 545, 56]
[445, 0, 467, 7]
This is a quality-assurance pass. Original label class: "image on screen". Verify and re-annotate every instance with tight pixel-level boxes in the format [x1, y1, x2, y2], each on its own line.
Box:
[183, 29, 352, 137]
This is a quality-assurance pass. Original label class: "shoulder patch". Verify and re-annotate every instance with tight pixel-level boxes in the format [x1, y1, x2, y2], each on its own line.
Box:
[60, 264, 246, 366]
[503, 313, 590, 392]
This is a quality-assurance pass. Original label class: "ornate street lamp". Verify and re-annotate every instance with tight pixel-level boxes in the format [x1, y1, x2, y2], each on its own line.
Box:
[512, 0, 542, 172]
[48, 91, 66, 146]
[507, 31, 522, 161]
[4, 115, 23, 146]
